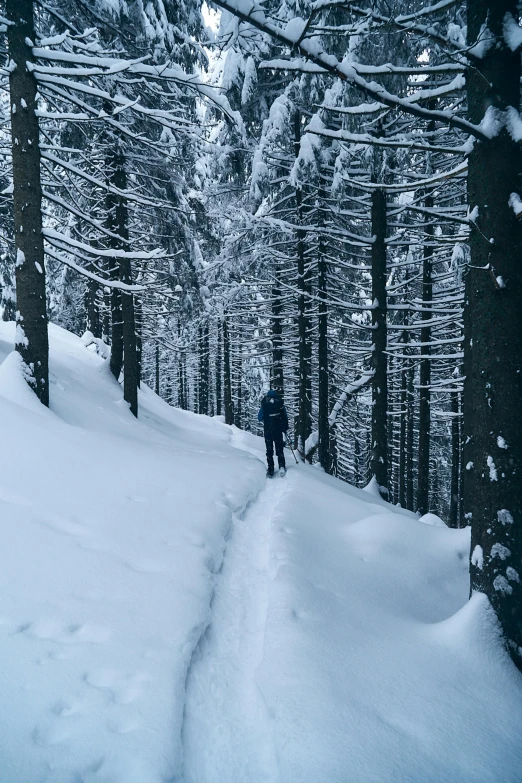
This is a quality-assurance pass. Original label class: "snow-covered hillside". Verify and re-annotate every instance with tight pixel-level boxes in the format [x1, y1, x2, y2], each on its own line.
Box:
[0, 324, 521, 783]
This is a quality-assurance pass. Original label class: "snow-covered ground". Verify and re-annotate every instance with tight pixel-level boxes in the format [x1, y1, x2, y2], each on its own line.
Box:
[1, 323, 521, 782]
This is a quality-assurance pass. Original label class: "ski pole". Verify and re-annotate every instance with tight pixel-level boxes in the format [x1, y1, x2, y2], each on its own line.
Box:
[284, 433, 299, 464]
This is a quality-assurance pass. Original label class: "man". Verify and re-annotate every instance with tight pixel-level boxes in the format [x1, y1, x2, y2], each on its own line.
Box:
[258, 389, 288, 477]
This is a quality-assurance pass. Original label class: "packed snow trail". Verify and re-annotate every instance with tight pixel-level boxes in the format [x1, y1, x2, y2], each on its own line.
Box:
[183, 471, 287, 782]
[182, 428, 522, 783]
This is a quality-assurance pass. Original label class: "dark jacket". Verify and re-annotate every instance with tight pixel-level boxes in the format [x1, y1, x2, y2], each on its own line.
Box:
[258, 391, 288, 437]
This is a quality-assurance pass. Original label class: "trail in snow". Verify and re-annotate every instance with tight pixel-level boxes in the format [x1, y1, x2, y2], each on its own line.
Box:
[182, 455, 287, 783]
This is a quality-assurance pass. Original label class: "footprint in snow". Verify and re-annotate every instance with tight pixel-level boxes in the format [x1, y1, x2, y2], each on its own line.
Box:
[33, 721, 71, 747]
[52, 698, 82, 717]
[18, 619, 110, 645]
[42, 514, 91, 538]
[123, 557, 168, 574]
[107, 714, 142, 735]
[84, 669, 149, 705]
[0, 487, 32, 507]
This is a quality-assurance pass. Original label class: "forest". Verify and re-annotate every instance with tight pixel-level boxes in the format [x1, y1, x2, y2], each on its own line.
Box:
[0, 0, 521, 767]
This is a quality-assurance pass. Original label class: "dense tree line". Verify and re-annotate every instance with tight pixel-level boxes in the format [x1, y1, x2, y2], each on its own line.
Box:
[0, 0, 520, 670]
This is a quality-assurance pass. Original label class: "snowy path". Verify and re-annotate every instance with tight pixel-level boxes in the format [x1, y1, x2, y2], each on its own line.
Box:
[1, 324, 520, 782]
[182, 464, 287, 783]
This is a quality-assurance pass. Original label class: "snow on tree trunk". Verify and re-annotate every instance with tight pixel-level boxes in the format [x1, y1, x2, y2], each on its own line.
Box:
[105, 143, 137, 417]
[406, 362, 415, 511]
[7, 0, 49, 406]
[200, 322, 209, 416]
[465, 0, 522, 670]
[294, 111, 312, 458]
[417, 192, 434, 515]
[223, 317, 234, 426]
[317, 232, 330, 473]
[370, 185, 388, 499]
[449, 384, 460, 528]
[271, 271, 284, 396]
[216, 321, 222, 417]
[155, 344, 160, 397]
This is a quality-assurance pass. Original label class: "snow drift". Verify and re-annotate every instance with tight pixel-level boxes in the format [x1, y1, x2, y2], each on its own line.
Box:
[0, 323, 520, 783]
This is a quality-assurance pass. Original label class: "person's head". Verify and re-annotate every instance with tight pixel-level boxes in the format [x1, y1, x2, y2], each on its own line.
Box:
[266, 389, 278, 398]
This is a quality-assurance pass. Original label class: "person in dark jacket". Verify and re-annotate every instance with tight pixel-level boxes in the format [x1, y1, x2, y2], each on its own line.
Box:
[258, 389, 288, 477]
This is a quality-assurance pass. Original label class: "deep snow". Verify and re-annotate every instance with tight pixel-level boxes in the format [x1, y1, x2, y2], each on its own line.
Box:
[0, 323, 521, 782]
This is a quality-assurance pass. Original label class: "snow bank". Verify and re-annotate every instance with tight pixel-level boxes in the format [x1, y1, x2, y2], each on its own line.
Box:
[419, 511, 447, 527]
[0, 323, 264, 783]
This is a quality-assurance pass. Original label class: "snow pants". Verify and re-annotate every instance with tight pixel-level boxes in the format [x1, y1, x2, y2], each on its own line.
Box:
[265, 431, 286, 471]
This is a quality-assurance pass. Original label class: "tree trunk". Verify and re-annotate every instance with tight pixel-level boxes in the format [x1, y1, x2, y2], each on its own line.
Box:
[465, 0, 522, 670]
[121, 285, 137, 415]
[399, 362, 407, 508]
[85, 272, 100, 339]
[178, 352, 186, 410]
[200, 322, 209, 416]
[406, 362, 414, 511]
[271, 269, 284, 395]
[104, 130, 137, 415]
[106, 147, 123, 378]
[109, 289, 123, 380]
[294, 111, 312, 456]
[135, 297, 142, 388]
[449, 386, 460, 528]
[387, 357, 396, 503]
[370, 186, 388, 498]
[318, 237, 331, 473]
[223, 317, 234, 425]
[102, 285, 111, 344]
[155, 343, 160, 396]
[216, 321, 222, 416]
[417, 194, 434, 514]
[235, 339, 242, 428]
[354, 404, 361, 486]
[7, 0, 49, 406]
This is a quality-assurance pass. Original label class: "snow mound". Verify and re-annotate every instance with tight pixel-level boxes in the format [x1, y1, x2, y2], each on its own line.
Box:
[420, 511, 447, 527]
[0, 348, 52, 417]
[362, 475, 384, 497]
[0, 322, 263, 783]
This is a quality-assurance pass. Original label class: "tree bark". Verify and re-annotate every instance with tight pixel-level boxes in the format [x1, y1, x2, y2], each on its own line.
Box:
[155, 343, 160, 396]
[399, 362, 407, 508]
[135, 297, 142, 388]
[235, 337, 242, 428]
[449, 386, 460, 528]
[105, 143, 137, 416]
[417, 194, 434, 515]
[85, 271, 101, 338]
[406, 362, 414, 511]
[216, 320, 222, 416]
[465, 0, 522, 670]
[200, 322, 209, 416]
[318, 235, 331, 473]
[294, 111, 312, 456]
[223, 317, 234, 426]
[370, 186, 388, 498]
[271, 269, 284, 395]
[7, 0, 49, 406]
[178, 351, 186, 410]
